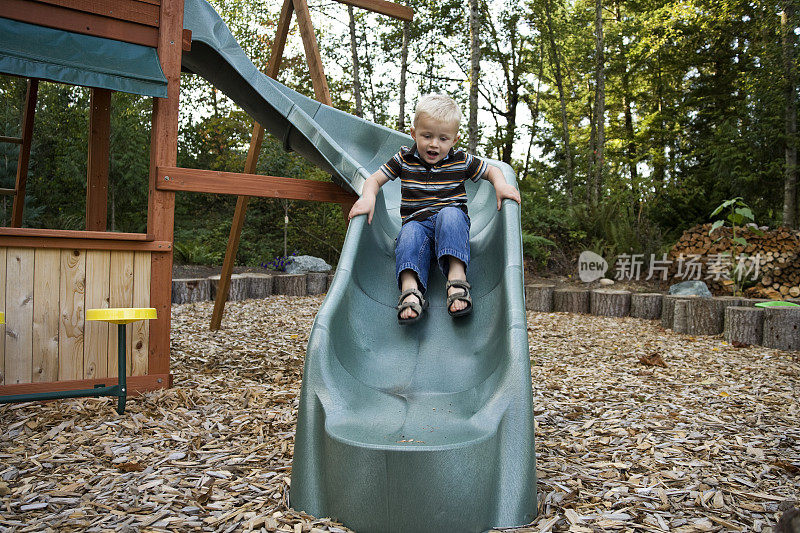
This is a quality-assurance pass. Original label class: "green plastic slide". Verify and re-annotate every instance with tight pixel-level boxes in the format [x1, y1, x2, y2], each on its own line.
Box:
[182, 1, 537, 530]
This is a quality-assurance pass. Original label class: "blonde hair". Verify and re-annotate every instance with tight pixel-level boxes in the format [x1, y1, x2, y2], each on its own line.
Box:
[413, 93, 462, 129]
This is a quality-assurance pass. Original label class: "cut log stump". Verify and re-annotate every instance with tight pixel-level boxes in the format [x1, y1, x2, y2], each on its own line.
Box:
[630, 293, 663, 320]
[724, 306, 764, 346]
[307, 272, 328, 295]
[241, 273, 273, 299]
[673, 299, 691, 334]
[590, 289, 631, 317]
[762, 307, 800, 350]
[209, 274, 249, 302]
[553, 288, 589, 314]
[662, 295, 696, 329]
[273, 274, 307, 296]
[525, 284, 555, 312]
[687, 297, 743, 336]
[172, 278, 210, 304]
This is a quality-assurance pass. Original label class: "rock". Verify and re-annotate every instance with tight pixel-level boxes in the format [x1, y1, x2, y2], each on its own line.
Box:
[599, 278, 615, 286]
[578, 250, 608, 282]
[284, 255, 332, 274]
[669, 280, 712, 298]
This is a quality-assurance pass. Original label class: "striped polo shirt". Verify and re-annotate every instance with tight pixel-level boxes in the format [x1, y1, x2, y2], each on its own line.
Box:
[380, 145, 489, 224]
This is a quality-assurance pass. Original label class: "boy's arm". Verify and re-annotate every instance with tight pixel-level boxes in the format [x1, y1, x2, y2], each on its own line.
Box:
[484, 164, 521, 210]
[348, 170, 390, 224]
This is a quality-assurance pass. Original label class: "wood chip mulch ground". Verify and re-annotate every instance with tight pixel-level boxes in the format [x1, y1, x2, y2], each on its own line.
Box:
[1, 296, 798, 532]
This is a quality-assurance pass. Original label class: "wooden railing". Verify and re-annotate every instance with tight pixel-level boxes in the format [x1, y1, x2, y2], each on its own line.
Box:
[3, 0, 162, 47]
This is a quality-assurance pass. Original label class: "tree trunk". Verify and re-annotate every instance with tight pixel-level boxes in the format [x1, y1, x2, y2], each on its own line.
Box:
[398, 19, 410, 130]
[762, 307, 800, 350]
[617, 6, 638, 204]
[502, 87, 519, 164]
[724, 306, 764, 347]
[685, 297, 742, 336]
[673, 299, 690, 334]
[544, 0, 574, 204]
[273, 273, 307, 296]
[591, 0, 606, 206]
[662, 295, 696, 329]
[630, 293, 662, 320]
[523, 54, 544, 180]
[782, 6, 797, 229]
[591, 289, 631, 317]
[653, 57, 666, 186]
[554, 288, 590, 314]
[347, 6, 363, 118]
[209, 274, 249, 302]
[172, 278, 211, 304]
[468, 0, 480, 153]
[525, 284, 555, 312]
[307, 272, 328, 295]
[622, 75, 638, 208]
[241, 273, 273, 299]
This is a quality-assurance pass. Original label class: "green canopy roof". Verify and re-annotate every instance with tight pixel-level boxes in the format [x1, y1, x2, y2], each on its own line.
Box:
[0, 17, 167, 98]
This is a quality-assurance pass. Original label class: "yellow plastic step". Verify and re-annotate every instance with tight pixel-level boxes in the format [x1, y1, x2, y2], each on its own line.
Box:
[86, 307, 157, 324]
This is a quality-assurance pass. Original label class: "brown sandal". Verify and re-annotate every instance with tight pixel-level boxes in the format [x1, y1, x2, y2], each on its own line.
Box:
[397, 288, 427, 325]
[446, 280, 472, 317]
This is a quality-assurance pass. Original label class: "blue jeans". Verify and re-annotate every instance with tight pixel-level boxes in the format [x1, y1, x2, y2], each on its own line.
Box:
[395, 206, 470, 292]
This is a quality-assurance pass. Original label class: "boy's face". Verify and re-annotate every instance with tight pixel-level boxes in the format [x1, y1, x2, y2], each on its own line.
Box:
[411, 115, 460, 165]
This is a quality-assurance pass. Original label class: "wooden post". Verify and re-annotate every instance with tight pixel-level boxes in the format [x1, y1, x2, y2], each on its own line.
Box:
[147, 0, 185, 375]
[211, 0, 322, 330]
[270, 0, 295, 78]
[340, 200, 355, 222]
[11, 78, 39, 228]
[87, 88, 112, 231]
[292, 0, 332, 105]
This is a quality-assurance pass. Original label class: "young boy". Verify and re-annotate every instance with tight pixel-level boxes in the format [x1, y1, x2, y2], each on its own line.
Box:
[348, 93, 521, 324]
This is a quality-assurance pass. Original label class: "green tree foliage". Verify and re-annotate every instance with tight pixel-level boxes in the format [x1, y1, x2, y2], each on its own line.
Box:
[2, 0, 798, 274]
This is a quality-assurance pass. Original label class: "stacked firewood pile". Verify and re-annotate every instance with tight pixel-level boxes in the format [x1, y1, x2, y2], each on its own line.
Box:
[667, 223, 800, 298]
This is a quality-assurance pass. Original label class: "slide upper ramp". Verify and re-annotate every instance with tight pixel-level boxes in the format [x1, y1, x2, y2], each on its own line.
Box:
[182, 0, 407, 195]
[182, 1, 537, 530]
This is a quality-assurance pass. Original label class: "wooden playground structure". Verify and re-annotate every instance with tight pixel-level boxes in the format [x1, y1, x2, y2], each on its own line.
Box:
[0, 0, 411, 399]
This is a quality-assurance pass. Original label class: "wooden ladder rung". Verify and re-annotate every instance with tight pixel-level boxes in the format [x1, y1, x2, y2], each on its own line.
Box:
[0, 136, 23, 145]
